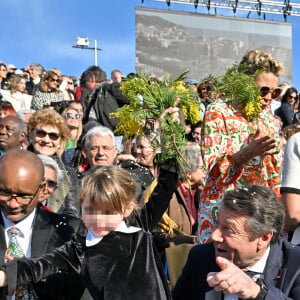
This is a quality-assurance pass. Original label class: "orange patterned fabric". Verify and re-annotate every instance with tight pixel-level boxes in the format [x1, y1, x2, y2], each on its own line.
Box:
[198, 102, 282, 244]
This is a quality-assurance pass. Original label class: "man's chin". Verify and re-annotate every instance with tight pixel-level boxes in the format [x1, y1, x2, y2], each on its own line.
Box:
[4, 212, 26, 222]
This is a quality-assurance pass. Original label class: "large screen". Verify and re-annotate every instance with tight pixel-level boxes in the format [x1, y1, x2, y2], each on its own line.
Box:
[136, 7, 292, 83]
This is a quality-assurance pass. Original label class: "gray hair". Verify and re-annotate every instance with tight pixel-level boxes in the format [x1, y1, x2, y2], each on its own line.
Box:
[223, 185, 285, 244]
[84, 126, 115, 149]
[179, 143, 202, 179]
[16, 109, 36, 121]
[37, 154, 63, 184]
[30, 63, 44, 73]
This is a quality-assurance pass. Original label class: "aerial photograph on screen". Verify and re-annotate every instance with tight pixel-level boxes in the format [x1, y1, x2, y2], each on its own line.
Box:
[136, 7, 292, 83]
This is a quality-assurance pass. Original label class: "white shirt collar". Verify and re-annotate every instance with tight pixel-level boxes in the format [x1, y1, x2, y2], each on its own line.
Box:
[86, 220, 141, 247]
[247, 245, 270, 275]
[1, 209, 36, 238]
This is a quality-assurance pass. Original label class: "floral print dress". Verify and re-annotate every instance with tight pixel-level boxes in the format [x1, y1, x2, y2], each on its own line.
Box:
[198, 102, 282, 244]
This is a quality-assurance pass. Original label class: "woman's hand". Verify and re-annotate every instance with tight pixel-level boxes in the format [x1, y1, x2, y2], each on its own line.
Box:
[242, 128, 278, 160]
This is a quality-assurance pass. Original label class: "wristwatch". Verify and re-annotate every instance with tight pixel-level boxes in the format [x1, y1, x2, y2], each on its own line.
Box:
[254, 278, 268, 300]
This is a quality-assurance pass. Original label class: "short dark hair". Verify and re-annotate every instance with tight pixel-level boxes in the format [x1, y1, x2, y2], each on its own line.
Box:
[82, 66, 107, 83]
[223, 185, 285, 243]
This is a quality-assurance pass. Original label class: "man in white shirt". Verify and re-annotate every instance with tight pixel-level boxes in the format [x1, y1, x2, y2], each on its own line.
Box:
[172, 185, 300, 300]
[0, 149, 92, 299]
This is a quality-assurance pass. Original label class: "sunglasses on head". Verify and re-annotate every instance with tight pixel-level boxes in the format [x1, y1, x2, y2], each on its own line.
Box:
[36, 129, 60, 141]
[45, 179, 58, 190]
[65, 112, 81, 120]
[259, 86, 282, 99]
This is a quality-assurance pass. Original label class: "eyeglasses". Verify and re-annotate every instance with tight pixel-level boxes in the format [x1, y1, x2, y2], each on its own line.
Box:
[45, 179, 58, 190]
[259, 87, 282, 99]
[0, 183, 42, 205]
[288, 96, 298, 100]
[90, 145, 115, 153]
[65, 112, 81, 120]
[50, 78, 60, 83]
[0, 69, 7, 72]
[68, 81, 74, 85]
[36, 129, 61, 141]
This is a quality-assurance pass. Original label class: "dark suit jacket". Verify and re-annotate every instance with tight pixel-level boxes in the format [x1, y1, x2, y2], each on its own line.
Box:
[172, 238, 300, 300]
[1, 205, 92, 300]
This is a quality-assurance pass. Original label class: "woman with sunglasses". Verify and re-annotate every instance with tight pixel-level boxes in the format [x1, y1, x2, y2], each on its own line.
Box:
[275, 87, 298, 129]
[27, 108, 80, 217]
[198, 50, 284, 244]
[31, 71, 64, 110]
[37, 154, 63, 207]
[61, 107, 83, 167]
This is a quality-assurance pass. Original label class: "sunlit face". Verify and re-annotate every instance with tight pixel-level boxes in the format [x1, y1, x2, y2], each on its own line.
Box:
[0, 164, 42, 222]
[17, 78, 26, 93]
[69, 102, 83, 118]
[136, 137, 155, 168]
[192, 127, 201, 144]
[189, 164, 205, 189]
[255, 72, 279, 111]
[84, 135, 117, 167]
[86, 75, 100, 92]
[39, 166, 57, 202]
[211, 205, 268, 269]
[111, 71, 122, 83]
[64, 108, 81, 129]
[0, 66, 7, 79]
[81, 202, 123, 237]
[288, 92, 298, 105]
[29, 67, 41, 79]
[48, 76, 60, 90]
[31, 124, 61, 156]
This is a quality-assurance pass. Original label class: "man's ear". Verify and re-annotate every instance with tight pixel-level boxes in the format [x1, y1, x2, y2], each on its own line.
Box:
[257, 231, 273, 250]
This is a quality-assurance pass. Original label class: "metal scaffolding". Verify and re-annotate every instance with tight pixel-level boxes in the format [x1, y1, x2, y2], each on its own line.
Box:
[147, 0, 300, 18]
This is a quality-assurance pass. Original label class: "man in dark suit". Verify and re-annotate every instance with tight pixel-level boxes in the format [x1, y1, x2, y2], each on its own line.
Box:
[0, 149, 91, 299]
[172, 185, 300, 300]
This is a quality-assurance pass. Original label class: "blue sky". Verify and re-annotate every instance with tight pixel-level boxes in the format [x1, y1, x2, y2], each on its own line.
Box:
[1, 0, 300, 87]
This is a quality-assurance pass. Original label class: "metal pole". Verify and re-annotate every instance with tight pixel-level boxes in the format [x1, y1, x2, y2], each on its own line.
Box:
[94, 40, 98, 66]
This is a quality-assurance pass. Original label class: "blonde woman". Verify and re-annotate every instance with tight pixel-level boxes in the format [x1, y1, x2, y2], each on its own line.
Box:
[0, 75, 32, 111]
[31, 71, 64, 110]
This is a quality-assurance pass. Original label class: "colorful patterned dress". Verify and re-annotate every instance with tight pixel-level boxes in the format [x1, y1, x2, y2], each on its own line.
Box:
[198, 102, 282, 244]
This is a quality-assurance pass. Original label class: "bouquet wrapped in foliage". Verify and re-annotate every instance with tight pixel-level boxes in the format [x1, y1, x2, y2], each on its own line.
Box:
[110, 72, 201, 169]
[204, 64, 262, 121]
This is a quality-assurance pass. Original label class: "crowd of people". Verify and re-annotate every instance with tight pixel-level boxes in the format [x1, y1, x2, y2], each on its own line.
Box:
[0, 50, 299, 299]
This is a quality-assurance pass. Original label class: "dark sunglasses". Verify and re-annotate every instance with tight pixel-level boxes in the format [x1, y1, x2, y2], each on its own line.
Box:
[45, 179, 58, 190]
[36, 129, 60, 141]
[259, 86, 282, 99]
[50, 78, 60, 83]
[288, 95, 298, 100]
[68, 81, 74, 85]
[65, 112, 81, 120]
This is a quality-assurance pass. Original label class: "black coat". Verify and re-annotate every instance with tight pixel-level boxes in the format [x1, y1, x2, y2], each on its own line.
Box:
[275, 102, 295, 129]
[172, 239, 300, 300]
[2, 205, 92, 299]
[5, 161, 179, 299]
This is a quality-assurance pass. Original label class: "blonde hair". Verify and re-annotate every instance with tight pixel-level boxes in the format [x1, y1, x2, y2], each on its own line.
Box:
[28, 108, 69, 156]
[80, 166, 139, 215]
[240, 50, 284, 76]
[9, 75, 25, 94]
[41, 71, 62, 92]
